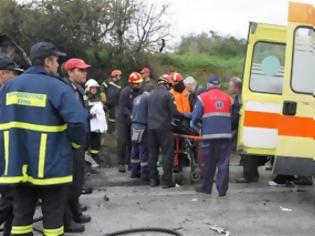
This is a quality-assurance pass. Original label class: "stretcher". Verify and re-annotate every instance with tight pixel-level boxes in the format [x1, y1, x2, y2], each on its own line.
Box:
[172, 122, 203, 183]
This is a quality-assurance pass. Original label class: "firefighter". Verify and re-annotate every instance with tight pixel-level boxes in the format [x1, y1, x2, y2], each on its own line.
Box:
[191, 75, 233, 197]
[0, 56, 23, 86]
[0, 56, 23, 236]
[140, 67, 155, 85]
[130, 81, 155, 181]
[84, 79, 104, 165]
[100, 69, 122, 133]
[116, 72, 143, 173]
[147, 77, 181, 188]
[0, 42, 88, 236]
[63, 58, 92, 233]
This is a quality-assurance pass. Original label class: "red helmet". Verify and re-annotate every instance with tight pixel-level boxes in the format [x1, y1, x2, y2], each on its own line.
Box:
[111, 69, 122, 77]
[167, 72, 184, 84]
[128, 72, 143, 84]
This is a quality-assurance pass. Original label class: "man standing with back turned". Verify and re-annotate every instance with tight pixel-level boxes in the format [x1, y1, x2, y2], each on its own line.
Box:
[0, 42, 88, 236]
[191, 76, 232, 197]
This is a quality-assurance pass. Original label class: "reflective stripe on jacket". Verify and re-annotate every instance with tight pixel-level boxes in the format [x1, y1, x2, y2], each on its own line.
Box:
[0, 66, 88, 186]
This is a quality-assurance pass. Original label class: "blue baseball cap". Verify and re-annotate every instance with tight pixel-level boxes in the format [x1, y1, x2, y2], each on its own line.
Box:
[207, 75, 221, 86]
[30, 42, 66, 61]
[0, 56, 24, 73]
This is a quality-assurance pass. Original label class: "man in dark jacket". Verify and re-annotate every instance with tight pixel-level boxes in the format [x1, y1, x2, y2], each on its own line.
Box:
[100, 69, 122, 133]
[63, 58, 92, 233]
[0, 56, 23, 236]
[130, 81, 155, 181]
[0, 42, 88, 236]
[147, 77, 184, 188]
[116, 72, 143, 173]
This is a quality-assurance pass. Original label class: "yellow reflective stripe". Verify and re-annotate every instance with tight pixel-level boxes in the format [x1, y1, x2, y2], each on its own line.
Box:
[22, 164, 28, 182]
[38, 134, 47, 178]
[71, 143, 81, 149]
[90, 149, 99, 154]
[43, 226, 64, 236]
[0, 175, 73, 185]
[3, 131, 9, 175]
[6, 91, 47, 108]
[11, 225, 33, 234]
[108, 118, 116, 122]
[0, 122, 67, 133]
[0, 176, 22, 183]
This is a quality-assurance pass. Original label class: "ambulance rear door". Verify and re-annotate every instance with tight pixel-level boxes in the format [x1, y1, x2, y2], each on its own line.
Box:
[273, 2, 315, 176]
[237, 22, 286, 157]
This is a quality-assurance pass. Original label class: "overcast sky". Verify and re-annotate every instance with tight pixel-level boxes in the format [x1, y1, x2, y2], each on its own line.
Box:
[160, 0, 315, 42]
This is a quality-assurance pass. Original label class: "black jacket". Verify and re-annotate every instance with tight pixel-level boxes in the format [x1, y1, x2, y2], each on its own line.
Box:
[148, 86, 179, 130]
[100, 79, 121, 120]
[117, 85, 142, 125]
[63, 77, 86, 108]
[231, 94, 242, 132]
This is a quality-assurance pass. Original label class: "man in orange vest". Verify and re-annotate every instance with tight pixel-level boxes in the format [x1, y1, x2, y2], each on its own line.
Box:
[167, 72, 191, 171]
[168, 72, 191, 113]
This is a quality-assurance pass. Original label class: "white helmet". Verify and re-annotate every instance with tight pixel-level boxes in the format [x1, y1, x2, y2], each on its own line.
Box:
[85, 79, 99, 91]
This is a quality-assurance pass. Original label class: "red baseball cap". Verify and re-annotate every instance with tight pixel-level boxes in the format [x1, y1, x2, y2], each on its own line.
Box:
[140, 67, 150, 74]
[64, 58, 91, 72]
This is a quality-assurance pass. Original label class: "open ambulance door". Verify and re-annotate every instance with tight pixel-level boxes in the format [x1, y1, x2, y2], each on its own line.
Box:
[273, 2, 315, 176]
[237, 22, 286, 158]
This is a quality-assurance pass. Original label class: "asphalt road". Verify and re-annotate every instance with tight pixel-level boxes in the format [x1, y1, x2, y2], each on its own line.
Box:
[60, 165, 315, 236]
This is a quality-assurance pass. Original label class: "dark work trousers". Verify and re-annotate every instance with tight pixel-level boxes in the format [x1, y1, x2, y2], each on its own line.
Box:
[148, 129, 174, 184]
[64, 146, 85, 225]
[116, 121, 131, 166]
[87, 132, 102, 164]
[240, 155, 260, 181]
[107, 107, 116, 134]
[0, 187, 14, 236]
[200, 139, 232, 195]
[130, 130, 149, 180]
[11, 185, 67, 236]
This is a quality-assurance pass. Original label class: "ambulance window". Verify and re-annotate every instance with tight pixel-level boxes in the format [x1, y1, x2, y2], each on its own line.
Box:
[250, 42, 285, 94]
[291, 27, 315, 95]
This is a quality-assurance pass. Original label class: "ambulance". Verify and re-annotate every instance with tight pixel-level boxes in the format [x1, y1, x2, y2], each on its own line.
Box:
[237, 2, 315, 176]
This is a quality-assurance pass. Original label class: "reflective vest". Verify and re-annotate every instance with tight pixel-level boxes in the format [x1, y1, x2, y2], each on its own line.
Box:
[197, 88, 232, 139]
[171, 88, 191, 113]
[0, 66, 88, 186]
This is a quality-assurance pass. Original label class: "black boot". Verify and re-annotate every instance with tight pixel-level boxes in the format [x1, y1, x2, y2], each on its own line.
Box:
[64, 219, 85, 233]
[73, 213, 91, 224]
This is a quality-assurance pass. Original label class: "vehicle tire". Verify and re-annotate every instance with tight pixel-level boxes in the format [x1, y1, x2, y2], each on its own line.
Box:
[190, 170, 201, 183]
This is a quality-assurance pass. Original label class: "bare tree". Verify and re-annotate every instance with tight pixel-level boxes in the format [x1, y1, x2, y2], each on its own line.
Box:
[131, 1, 170, 53]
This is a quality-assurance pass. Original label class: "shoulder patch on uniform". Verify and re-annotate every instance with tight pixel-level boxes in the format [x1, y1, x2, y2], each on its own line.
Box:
[6, 91, 47, 108]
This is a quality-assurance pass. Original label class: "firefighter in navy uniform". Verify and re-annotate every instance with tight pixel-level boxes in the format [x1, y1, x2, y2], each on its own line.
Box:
[63, 58, 92, 233]
[84, 79, 104, 165]
[100, 69, 122, 134]
[0, 56, 24, 236]
[0, 42, 88, 236]
[130, 81, 155, 181]
[191, 76, 233, 197]
[116, 72, 143, 173]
